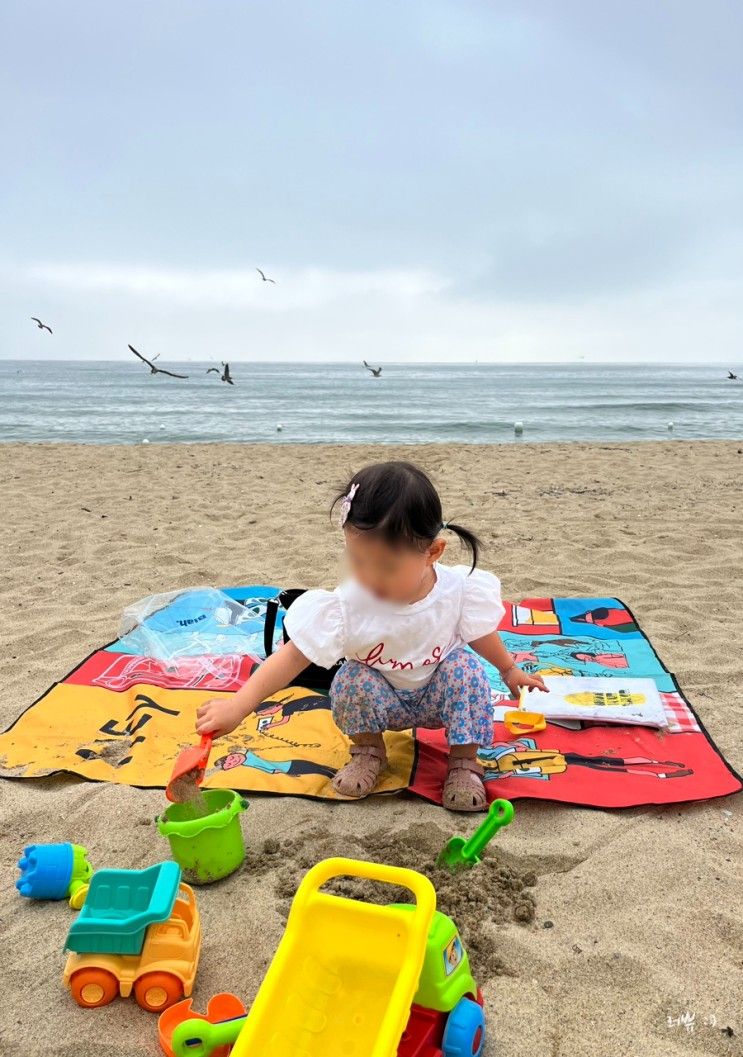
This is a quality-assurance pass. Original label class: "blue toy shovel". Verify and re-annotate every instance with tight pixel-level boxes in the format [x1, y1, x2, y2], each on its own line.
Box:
[436, 799, 514, 873]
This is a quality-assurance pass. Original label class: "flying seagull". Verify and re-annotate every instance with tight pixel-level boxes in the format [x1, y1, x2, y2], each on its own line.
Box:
[363, 360, 382, 377]
[256, 268, 276, 284]
[31, 317, 53, 333]
[207, 362, 235, 385]
[727, 370, 738, 380]
[128, 344, 189, 379]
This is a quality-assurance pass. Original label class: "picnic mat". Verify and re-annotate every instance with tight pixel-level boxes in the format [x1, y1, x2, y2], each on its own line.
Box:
[0, 588, 740, 808]
[413, 596, 742, 808]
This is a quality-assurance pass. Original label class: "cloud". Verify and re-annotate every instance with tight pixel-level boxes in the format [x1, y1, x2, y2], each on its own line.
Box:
[5, 253, 742, 364]
[25, 263, 450, 311]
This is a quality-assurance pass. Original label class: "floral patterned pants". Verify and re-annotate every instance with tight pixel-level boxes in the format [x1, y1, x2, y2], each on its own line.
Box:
[330, 647, 493, 747]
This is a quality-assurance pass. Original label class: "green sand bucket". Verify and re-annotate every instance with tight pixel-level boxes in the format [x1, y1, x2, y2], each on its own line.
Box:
[157, 789, 248, 885]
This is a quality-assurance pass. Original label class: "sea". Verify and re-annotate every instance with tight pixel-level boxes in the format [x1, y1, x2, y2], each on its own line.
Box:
[1, 360, 741, 445]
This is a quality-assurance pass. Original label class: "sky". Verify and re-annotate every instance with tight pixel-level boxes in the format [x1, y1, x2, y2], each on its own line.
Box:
[1, 0, 743, 363]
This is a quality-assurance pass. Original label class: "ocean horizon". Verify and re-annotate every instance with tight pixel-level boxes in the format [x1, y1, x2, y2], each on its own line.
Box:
[1, 359, 741, 445]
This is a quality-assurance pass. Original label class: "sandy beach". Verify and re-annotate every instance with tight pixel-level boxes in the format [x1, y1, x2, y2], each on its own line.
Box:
[1, 439, 741, 1057]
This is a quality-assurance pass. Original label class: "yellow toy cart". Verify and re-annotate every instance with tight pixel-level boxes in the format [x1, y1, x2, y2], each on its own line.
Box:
[230, 857, 463, 1057]
[173, 857, 486, 1057]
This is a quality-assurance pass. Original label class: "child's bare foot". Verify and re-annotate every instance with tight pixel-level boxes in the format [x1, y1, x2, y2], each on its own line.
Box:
[332, 743, 387, 798]
[443, 757, 487, 812]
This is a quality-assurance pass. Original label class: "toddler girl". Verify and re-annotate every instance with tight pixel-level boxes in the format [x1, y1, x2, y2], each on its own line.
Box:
[197, 461, 546, 811]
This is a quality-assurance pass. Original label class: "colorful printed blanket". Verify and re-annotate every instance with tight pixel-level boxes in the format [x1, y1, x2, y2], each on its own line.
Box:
[0, 588, 740, 809]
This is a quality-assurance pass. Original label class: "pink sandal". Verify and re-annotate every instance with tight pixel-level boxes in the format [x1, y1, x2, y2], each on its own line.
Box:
[443, 757, 488, 812]
[332, 743, 387, 798]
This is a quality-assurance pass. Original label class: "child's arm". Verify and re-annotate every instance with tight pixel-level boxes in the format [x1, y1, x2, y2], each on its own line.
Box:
[196, 641, 310, 737]
[469, 630, 548, 696]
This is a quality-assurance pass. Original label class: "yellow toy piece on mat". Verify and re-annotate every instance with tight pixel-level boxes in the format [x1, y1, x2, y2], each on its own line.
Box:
[504, 710, 546, 735]
[231, 857, 436, 1057]
[503, 688, 547, 735]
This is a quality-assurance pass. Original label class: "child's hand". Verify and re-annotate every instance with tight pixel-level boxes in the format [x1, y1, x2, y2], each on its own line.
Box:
[196, 697, 247, 738]
[503, 666, 548, 697]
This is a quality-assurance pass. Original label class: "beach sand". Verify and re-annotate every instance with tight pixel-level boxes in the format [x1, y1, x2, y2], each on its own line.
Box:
[1, 440, 741, 1057]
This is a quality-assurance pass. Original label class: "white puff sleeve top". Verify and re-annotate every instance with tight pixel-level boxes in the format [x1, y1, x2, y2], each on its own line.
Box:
[283, 564, 504, 690]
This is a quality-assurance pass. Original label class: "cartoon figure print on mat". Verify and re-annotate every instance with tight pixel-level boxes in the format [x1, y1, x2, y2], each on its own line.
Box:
[507, 640, 630, 679]
[573, 606, 638, 634]
[215, 692, 338, 780]
[570, 651, 629, 669]
[252, 691, 330, 734]
[215, 750, 336, 780]
[479, 739, 693, 781]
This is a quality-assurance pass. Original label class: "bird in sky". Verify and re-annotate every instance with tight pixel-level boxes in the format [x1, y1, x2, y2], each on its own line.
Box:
[256, 268, 276, 284]
[31, 317, 53, 333]
[727, 370, 738, 380]
[207, 362, 236, 385]
[128, 345, 189, 379]
[363, 360, 383, 377]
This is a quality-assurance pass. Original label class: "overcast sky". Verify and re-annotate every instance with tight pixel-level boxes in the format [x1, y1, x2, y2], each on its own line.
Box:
[2, 0, 742, 362]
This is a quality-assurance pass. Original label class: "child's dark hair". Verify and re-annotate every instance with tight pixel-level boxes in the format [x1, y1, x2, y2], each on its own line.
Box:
[331, 461, 481, 570]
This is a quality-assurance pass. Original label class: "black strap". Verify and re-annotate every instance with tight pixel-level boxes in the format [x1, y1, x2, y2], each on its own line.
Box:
[264, 597, 280, 658]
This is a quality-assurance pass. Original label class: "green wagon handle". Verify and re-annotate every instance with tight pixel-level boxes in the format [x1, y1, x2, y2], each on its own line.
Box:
[436, 799, 514, 872]
[171, 1014, 247, 1057]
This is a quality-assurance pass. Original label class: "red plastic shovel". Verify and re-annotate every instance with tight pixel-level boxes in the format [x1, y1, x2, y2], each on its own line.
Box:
[166, 734, 213, 803]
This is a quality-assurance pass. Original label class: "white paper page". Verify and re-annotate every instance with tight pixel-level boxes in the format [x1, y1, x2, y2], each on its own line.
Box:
[495, 676, 668, 728]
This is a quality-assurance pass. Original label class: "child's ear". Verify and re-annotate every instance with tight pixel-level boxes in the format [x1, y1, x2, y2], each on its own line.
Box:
[428, 538, 446, 563]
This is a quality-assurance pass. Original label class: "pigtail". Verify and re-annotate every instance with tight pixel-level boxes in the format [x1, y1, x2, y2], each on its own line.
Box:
[444, 522, 481, 571]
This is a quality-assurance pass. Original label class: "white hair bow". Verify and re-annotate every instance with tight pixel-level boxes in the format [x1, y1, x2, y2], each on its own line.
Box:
[339, 482, 359, 527]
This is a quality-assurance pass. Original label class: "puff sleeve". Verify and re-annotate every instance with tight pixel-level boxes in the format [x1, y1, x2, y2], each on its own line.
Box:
[457, 567, 506, 643]
[282, 589, 346, 668]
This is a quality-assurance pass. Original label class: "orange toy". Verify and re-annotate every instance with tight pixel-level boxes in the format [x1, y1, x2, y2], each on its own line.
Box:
[504, 710, 546, 735]
[63, 883, 201, 1013]
[503, 687, 547, 736]
[158, 993, 247, 1057]
[166, 735, 213, 803]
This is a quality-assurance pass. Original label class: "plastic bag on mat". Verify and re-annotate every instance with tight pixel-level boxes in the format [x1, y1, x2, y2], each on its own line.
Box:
[117, 587, 269, 664]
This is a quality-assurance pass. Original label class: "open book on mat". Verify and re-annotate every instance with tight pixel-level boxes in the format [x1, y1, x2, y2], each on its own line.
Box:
[500, 675, 668, 728]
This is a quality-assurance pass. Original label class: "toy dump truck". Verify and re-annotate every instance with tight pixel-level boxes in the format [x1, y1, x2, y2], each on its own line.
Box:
[172, 857, 484, 1057]
[63, 862, 201, 1013]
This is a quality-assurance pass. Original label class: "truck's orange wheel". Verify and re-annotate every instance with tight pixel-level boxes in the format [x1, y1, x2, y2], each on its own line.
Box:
[69, 968, 119, 1008]
[133, 972, 184, 1012]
